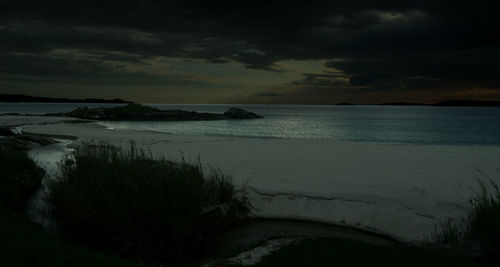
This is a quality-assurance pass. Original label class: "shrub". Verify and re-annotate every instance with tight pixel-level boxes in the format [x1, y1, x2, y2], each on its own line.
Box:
[47, 141, 250, 264]
[0, 142, 44, 212]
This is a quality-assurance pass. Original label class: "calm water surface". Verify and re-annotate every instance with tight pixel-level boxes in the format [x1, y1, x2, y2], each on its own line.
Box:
[2, 103, 500, 145]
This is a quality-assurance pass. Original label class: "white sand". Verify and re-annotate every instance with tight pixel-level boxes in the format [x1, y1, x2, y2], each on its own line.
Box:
[20, 118, 500, 243]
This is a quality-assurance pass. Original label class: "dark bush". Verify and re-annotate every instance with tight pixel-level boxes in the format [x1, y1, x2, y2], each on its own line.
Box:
[48, 142, 250, 264]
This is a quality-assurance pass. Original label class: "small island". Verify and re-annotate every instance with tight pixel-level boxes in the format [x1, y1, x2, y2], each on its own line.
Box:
[47, 103, 262, 121]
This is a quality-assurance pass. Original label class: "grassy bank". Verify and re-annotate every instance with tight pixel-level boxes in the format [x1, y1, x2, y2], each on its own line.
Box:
[47, 142, 250, 265]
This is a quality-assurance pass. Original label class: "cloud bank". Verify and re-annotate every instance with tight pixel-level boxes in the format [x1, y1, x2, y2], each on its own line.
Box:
[1, 0, 499, 103]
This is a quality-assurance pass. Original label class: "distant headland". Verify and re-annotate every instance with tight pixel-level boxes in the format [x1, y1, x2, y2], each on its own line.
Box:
[0, 94, 131, 104]
[378, 100, 500, 107]
[378, 102, 428, 106]
[431, 100, 500, 107]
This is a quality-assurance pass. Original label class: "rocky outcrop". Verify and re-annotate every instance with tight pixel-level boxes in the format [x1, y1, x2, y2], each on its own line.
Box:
[224, 108, 263, 119]
[48, 104, 263, 121]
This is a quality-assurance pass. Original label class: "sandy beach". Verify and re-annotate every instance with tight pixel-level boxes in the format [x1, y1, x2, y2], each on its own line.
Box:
[5, 115, 500, 244]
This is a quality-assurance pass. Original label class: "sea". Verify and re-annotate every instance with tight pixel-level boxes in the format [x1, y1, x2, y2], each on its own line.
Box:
[1, 103, 500, 145]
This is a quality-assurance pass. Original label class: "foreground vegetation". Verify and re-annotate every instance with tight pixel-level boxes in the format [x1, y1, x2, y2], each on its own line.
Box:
[467, 179, 500, 260]
[47, 142, 250, 265]
[0, 141, 141, 266]
[433, 177, 500, 263]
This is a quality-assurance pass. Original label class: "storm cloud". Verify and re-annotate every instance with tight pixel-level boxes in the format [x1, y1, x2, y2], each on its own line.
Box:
[1, 0, 499, 103]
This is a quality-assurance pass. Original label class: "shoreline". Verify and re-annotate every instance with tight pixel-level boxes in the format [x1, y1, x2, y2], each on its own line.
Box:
[5, 116, 500, 243]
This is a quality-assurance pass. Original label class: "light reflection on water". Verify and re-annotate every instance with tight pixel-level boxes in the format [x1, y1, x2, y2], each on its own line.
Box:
[98, 105, 500, 145]
[2, 103, 500, 145]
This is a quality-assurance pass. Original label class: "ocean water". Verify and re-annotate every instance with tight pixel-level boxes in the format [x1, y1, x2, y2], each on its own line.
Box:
[2, 103, 500, 145]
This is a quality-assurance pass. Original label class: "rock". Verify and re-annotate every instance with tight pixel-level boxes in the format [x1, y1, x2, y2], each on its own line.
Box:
[224, 108, 263, 119]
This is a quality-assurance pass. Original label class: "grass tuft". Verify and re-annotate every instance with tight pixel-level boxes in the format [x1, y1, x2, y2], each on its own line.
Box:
[433, 175, 500, 262]
[47, 141, 250, 264]
[466, 177, 500, 257]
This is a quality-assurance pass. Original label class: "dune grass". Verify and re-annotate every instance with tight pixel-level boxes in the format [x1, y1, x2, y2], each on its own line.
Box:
[433, 176, 500, 263]
[47, 141, 250, 265]
[0, 141, 44, 212]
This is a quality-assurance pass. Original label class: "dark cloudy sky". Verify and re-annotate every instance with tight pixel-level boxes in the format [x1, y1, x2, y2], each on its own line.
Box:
[1, 0, 499, 104]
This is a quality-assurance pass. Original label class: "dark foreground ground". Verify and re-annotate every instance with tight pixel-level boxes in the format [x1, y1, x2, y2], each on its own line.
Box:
[0, 209, 491, 267]
[0, 207, 143, 267]
[0, 132, 495, 266]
